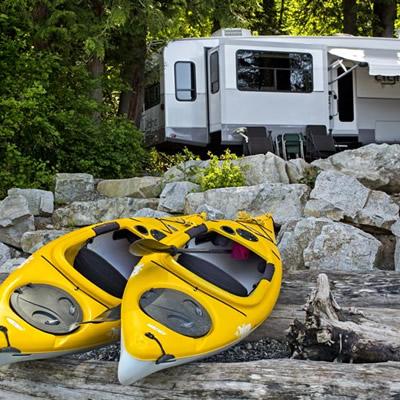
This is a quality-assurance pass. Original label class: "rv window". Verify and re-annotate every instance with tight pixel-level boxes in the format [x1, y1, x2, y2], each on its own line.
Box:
[175, 62, 196, 101]
[236, 50, 313, 93]
[144, 82, 160, 110]
[210, 52, 219, 94]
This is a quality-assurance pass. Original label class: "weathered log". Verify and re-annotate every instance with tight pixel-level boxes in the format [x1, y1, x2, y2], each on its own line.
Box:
[1, 357, 400, 399]
[286, 273, 400, 363]
[249, 269, 400, 341]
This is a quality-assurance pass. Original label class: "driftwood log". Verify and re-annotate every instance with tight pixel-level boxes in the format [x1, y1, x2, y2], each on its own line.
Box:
[0, 270, 400, 398]
[286, 273, 400, 362]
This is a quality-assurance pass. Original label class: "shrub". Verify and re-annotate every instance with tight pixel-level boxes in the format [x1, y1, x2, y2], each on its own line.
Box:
[197, 149, 245, 191]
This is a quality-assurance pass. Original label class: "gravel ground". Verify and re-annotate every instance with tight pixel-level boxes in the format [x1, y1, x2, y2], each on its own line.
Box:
[68, 338, 291, 363]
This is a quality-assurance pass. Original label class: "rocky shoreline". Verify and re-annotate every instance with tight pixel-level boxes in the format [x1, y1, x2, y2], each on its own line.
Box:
[68, 338, 291, 363]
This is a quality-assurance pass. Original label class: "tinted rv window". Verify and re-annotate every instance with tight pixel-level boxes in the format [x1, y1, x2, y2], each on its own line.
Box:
[210, 52, 219, 94]
[144, 82, 160, 110]
[175, 62, 196, 101]
[236, 50, 313, 93]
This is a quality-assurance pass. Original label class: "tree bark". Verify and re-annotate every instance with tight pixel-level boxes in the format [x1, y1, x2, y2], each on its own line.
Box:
[373, 0, 396, 37]
[117, 32, 147, 128]
[343, 0, 357, 35]
[89, 55, 105, 121]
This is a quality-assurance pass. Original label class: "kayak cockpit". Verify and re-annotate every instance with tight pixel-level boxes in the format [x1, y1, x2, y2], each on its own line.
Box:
[73, 228, 141, 298]
[178, 232, 275, 297]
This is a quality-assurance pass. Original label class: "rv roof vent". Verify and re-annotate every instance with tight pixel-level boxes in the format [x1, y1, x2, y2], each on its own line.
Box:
[212, 28, 252, 37]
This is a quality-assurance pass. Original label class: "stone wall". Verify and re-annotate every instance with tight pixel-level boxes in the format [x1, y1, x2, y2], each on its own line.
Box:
[1, 144, 400, 272]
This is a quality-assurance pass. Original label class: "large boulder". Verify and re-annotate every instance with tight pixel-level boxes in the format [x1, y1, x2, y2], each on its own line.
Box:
[312, 144, 400, 193]
[277, 217, 383, 271]
[8, 188, 54, 216]
[0, 257, 28, 274]
[305, 171, 399, 231]
[185, 183, 310, 226]
[0, 195, 35, 248]
[21, 230, 71, 254]
[236, 153, 290, 185]
[97, 176, 162, 199]
[132, 208, 172, 218]
[55, 173, 95, 204]
[0, 242, 17, 266]
[52, 198, 159, 227]
[158, 182, 201, 214]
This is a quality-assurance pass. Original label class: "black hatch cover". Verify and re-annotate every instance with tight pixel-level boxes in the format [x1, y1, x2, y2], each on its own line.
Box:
[10, 284, 83, 334]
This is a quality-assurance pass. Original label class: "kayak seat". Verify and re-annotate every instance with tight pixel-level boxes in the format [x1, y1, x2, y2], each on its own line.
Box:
[73, 247, 127, 298]
[178, 253, 248, 297]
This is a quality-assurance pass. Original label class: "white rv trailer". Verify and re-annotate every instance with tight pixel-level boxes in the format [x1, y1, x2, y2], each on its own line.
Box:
[141, 28, 400, 154]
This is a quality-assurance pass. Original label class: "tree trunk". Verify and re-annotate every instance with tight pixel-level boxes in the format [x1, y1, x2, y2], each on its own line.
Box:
[343, 0, 357, 35]
[117, 33, 147, 128]
[373, 0, 396, 37]
[89, 55, 105, 121]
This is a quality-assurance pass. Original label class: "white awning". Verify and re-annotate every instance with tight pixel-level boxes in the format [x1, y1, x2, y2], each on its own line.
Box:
[329, 48, 400, 76]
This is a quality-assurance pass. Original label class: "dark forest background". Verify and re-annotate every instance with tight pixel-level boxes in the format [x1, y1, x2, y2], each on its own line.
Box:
[1, 0, 399, 197]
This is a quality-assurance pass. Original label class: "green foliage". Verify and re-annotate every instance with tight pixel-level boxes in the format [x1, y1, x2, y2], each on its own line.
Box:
[144, 147, 200, 175]
[197, 150, 245, 191]
[298, 166, 321, 189]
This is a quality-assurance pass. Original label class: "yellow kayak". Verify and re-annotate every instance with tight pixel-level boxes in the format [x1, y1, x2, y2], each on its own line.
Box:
[118, 213, 282, 384]
[0, 214, 205, 366]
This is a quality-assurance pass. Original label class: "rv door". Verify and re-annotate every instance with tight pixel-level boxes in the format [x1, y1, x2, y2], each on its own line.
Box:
[207, 47, 221, 134]
[329, 59, 357, 135]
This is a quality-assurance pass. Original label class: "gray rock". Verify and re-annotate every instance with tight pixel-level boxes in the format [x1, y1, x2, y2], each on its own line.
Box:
[309, 171, 369, 219]
[8, 188, 54, 216]
[304, 199, 345, 221]
[237, 153, 289, 185]
[97, 176, 162, 199]
[185, 183, 310, 226]
[0, 257, 28, 273]
[395, 238, 400, 271]
[132, 208, 172, 218]
[353, 190, 399, 231]
[0, 195, 35, 248]
[21, 230, 71, 254]
[318, 143, 400, 193]
[52, 198, 159, 227]
[158, 182, 202, 214]
[163, 160, 209, 184]
[286, 158, 311, 183]
[55, 173, 95, 204]
[0, 242, 14, 266]
[277, 217, 382, 271]
[307, 170, 399, 231]
[195, 204, 226, 220]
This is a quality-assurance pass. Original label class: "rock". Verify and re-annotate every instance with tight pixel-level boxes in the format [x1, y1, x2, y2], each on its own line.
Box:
[52, 198, 159, 227]
[306, 171, 399, 231]
[8, 188, 54, 216]
[194, 204, 226, 220]
[316, 144, 400, 193]
[0, 242, 15, 266]
[277, 217, 382, 271]
[158, 182, 201, 214]
[395, 239, 400, 272]
[132, 208, 172, 218]
[97, 176, 162, 199]
[308, 171, 369, 219]
[185, 183, 310, 226]
[237, 153, 289, 185]
[55, 173, 95, 204]
[286, 158, 311, 183]
[304, 199, 345, 221]
[0, 257, 27, 274]
[21, 230, 71, 254]
[353, 190, 399, 231]
[0, 195, 35, 248]
[163, 160, 209, 184]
